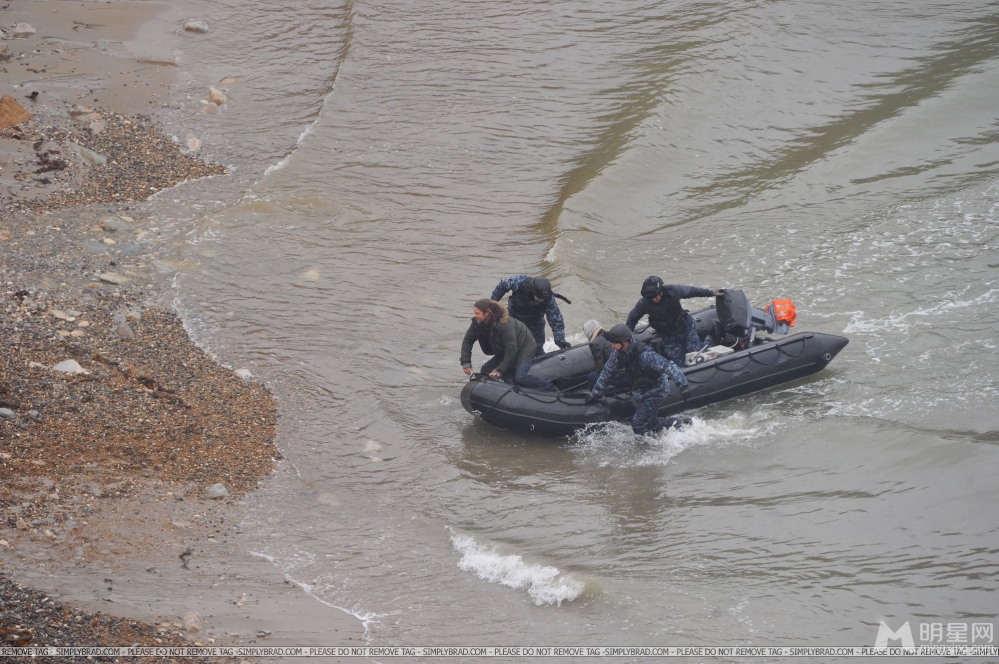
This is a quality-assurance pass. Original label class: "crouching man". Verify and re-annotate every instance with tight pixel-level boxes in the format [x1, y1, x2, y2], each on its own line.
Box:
[586, 324, 690, 434]
[461, 299, 556, 391]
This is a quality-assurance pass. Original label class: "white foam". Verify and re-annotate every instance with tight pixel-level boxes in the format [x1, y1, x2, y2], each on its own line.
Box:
[844, 289, 999, 335]
[450, 533, 584, 606]
[572, 414, 770, 468]
[544, 237, 560, 263]
[543, 331, 588, 352]
[263, 116, 321, 176]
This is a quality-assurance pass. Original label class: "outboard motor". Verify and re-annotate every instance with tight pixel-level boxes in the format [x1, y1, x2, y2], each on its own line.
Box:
[717, 289, 753, 338]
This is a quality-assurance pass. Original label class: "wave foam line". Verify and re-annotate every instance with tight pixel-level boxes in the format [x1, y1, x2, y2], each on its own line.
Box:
[249, 549, 381, 639]
[450, 532, 584, 606]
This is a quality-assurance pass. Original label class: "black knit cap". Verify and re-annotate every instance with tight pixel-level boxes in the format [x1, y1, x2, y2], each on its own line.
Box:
[604, 324, 633, 344]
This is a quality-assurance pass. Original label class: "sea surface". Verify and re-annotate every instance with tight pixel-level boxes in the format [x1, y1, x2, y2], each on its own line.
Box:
[143, 0, 999, 653]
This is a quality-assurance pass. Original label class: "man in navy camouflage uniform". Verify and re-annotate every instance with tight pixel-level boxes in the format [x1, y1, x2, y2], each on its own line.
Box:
[491, 275, 570, 356]
[586, 324, 691, 435]
[626, 276, 720, 366]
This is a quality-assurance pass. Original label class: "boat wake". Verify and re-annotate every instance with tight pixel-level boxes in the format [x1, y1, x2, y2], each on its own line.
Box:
[570, 413, 773, 468]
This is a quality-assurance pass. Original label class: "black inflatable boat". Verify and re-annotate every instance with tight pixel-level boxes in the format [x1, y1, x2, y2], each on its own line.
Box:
[460, 291, 848, 436]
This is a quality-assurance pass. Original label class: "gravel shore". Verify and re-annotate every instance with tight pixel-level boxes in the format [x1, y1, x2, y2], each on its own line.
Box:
[4, 2, 364, 655]
[2, 168, 279, 655]
[2, 109, 226, 216]
[0, 572, 228, 663]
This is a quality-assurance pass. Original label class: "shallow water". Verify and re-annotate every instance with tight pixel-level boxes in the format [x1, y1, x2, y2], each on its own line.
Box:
[149, 0, 999, 650]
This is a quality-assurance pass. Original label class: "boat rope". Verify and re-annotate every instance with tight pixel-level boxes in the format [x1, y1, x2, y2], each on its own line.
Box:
[684, 336, 808, 385]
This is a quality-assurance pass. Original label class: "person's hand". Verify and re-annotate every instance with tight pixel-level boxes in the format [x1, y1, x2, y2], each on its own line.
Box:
[584, 392, 600, 405]
[463, 366, 473, 375]
[556, 339, 572, 350]
[489, 370, 502, 378]
[714, 288, 726, 296]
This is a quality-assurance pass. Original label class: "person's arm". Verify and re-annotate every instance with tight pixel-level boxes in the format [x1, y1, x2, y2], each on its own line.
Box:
[644, 349, 688, 392]
[625, 298, 647, 330]
[671, 285, 716, 299]
[546, 299, 569, 348]
[490, 275, 526, 302]
[460, 321, 478, 374]
[590, 350, 620, 398]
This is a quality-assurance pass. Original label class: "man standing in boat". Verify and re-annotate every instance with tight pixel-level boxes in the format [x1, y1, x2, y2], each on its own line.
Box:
[626, 276, 720, 366]
[491, 275, 570, 356]
[586, 324, 690, 435]
[461, 299, 557, 391]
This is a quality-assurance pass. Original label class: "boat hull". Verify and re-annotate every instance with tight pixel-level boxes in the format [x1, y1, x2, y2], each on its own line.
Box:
[460, 331, 849, 436]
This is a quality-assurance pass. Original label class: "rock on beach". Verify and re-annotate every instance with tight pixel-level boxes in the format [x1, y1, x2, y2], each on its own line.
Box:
[98, 273, 129, 285]
[182, 611, 203, 633]
[52, 359, 89, 374]
[204, 483, 229, 500]
[74, 143, 108, 166]
[0, 94, 32, 130]
[13, 22, 36, 38]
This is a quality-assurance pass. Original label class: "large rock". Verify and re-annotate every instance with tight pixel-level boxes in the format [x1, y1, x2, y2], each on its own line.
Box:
[208, 87, 226, 106]
[74, 143, 107, 166]
[204, 483, 229, 500]
[53, 360, 89, 375]
[100, 216, 132, 233]
[181, 610, 203, 633]
[0, 94, 32, 130]
[13, 23, 36, 38]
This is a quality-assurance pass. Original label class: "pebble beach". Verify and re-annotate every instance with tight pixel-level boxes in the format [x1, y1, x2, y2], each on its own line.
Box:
[2, 0, 364, 659]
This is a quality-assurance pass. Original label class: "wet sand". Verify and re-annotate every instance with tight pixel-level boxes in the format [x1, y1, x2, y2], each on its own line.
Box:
[2, 1, 364, 659]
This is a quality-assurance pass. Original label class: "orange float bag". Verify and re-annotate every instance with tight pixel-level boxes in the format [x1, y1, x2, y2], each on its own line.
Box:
[771, 299, 796, 327]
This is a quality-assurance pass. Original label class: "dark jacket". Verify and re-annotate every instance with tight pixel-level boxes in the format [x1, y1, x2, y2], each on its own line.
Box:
[592, 337, 688, 398]
[460, 304, 537, 376]
[626, 284, 714, 335]
[589, 331, 614, 374]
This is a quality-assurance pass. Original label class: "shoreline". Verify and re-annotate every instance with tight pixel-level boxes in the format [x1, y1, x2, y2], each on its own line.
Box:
[1, 0, 365, 658]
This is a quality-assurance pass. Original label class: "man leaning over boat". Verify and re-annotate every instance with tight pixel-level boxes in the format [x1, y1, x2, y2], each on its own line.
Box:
[460, 298, 557, 391]
[586, 324, 691, 434]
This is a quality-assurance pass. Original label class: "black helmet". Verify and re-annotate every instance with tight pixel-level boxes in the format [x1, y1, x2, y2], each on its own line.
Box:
[604, 324, 633, 344]
[641, 276, 664, 299]
[531, 276, 552, 300]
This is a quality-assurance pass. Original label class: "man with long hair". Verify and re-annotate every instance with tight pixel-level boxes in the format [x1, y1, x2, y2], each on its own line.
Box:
[460, 299, 556, 391]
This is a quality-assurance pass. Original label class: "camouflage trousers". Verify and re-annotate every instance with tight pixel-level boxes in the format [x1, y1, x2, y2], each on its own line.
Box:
[513, 314, 548, 357]
[630, 387, 678, 435]
[651, 317, 702, 366]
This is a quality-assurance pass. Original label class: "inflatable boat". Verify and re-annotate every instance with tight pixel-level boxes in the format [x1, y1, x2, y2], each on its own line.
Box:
[460, 291, 849, 436]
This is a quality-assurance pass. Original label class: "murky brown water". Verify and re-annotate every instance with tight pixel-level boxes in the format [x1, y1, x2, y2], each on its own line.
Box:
[140, 0, 999, 652]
